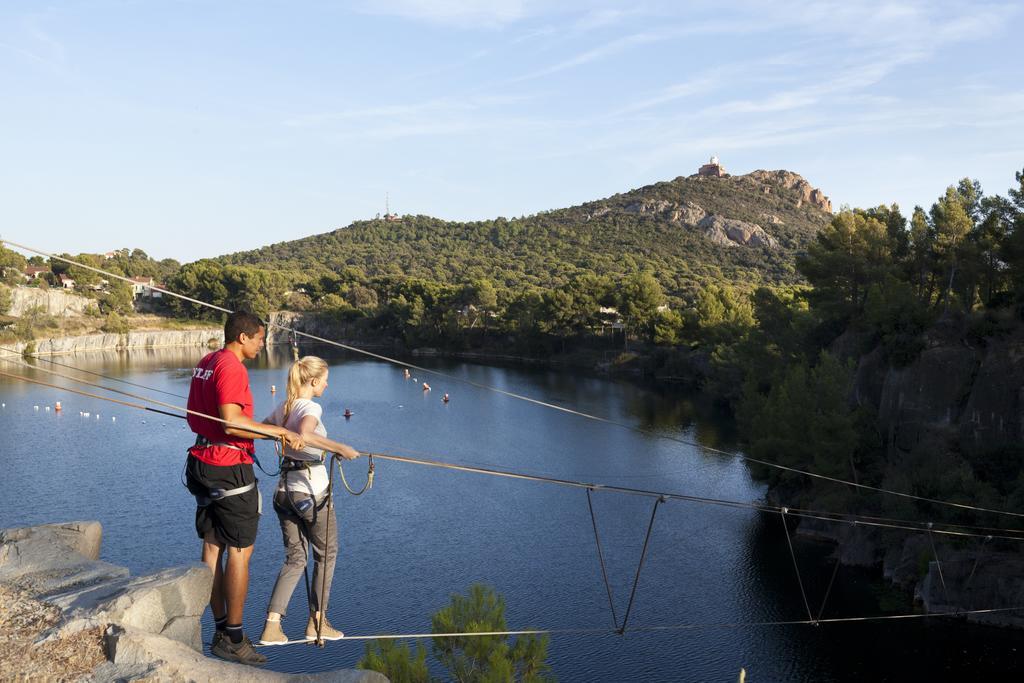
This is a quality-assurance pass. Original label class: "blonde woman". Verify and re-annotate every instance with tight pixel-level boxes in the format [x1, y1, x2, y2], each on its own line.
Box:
[258, 356, 359, 645]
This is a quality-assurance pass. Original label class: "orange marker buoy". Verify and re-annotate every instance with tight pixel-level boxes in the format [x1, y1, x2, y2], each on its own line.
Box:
[422, 382, 431, 391]
[271, 384, 277, 394]
[55, 401, 62, 412]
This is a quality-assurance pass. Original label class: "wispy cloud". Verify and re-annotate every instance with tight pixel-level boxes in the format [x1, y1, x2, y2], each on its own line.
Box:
[353, 0, 528, 28]
[0, 9, 67, 73]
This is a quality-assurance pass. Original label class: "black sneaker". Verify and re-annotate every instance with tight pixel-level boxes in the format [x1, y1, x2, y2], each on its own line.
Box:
[211, 634, 268, 666]
[211, 630, 224, 649]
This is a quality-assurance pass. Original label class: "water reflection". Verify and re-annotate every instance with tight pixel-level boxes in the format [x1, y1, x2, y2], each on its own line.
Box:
[1, 347, 1021, 680]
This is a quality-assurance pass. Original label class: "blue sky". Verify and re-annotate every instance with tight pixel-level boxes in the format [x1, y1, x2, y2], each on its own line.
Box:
[2, 0, 1022, 262]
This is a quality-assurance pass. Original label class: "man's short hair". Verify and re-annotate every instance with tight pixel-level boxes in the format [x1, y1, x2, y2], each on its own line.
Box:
[224, 310, 264, 344]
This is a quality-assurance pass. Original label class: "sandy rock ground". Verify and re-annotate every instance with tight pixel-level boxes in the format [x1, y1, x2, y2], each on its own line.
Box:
[0, 584, 105, 682]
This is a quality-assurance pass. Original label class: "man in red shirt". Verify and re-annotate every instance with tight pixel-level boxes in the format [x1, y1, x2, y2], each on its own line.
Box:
[185, 310, 304, 665]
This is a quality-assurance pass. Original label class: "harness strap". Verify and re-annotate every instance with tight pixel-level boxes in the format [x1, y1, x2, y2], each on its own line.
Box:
[193, 480, 256, 508]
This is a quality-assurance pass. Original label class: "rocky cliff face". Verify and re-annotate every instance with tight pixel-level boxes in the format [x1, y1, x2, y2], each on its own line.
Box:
[0, 521, 387, 682]
[746, 169, 833, 212]
[7, 287, 94, 317]
[794, 315, 1024, 625]
[851, 317, 1024, 461]
[1, 328, 223, 356]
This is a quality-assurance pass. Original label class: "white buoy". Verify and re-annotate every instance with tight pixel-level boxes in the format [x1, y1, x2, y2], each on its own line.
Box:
[112, 416, 116, 422]
[34, 405, 39, 410]
[84, 412, 90, 417]
[96, 414, 100, 419]
[45, 406, 50, 411]
[1, 403, 5, 408]
[271, 384, 276, 394]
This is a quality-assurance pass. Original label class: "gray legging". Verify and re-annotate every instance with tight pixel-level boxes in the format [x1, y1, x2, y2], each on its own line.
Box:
[267, 488, 338, 617]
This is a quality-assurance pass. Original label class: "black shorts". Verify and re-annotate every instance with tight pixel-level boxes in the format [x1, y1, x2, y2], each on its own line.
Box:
[185, 456, 260, 548]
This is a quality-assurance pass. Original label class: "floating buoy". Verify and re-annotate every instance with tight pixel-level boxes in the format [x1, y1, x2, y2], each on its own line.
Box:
[403, 369, 410, 379]
[34, 405, 39, 411]
[271, 384, 277, 394]
[96, 414, 100, 419]
[112, 416, 116, 422]
[1, 403, 5, 408]
[45, 406, 51, 411]
[422, 383, 431, 391]
[84, 412, 90, 417]
[55, 401, 62, 412]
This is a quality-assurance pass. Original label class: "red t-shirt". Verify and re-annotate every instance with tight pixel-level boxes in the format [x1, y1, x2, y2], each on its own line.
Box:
[187, 349, 255, 466]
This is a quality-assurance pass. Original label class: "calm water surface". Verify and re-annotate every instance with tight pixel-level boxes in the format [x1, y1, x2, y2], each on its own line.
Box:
[0, 346, 1020, 681]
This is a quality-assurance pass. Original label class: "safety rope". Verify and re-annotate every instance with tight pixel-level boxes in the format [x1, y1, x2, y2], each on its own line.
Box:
[5, 348, 188, 399]
[586, 488, 619, 630]
[780, 508, 815, 625]
[927, 525, 951, 608]
[6, 239, 1024, 522]
[336, 454, 374, 496]
[6, 364, 1024, 649]
[618, 495, 664, 634]
[4, 365, 1024, 545]
[816, 555, 843, 623]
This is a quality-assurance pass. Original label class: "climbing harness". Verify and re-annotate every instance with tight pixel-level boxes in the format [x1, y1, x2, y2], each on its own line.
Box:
[184, 436, 262, 513]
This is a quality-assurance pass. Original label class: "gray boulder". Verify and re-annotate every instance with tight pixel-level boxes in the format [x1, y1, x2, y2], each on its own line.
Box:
[0, 521, 128, 596]
[697, 214, 778, 249]
[45, 564, 212, 651]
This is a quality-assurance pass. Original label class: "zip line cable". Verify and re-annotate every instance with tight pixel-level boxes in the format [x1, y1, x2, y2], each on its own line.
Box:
[4, 365, 1024, 543]
[5, 238, 1024, 523]
[5, 365, 1024, 645]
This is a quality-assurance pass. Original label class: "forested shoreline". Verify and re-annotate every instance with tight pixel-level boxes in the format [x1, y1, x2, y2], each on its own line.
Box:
[4, 169, 1024, 532]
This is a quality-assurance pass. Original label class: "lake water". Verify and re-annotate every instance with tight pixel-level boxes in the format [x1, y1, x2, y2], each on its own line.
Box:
[0, 346, 1021, 681]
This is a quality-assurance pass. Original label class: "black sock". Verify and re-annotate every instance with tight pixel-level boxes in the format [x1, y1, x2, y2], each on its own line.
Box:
[225, 623, 243, 644]
[214, 616, 227, 633]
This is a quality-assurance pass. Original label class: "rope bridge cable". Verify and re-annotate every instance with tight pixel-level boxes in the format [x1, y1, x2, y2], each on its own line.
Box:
[6, 238, 1024, 524]
[253, 605, 1024, 645]
[4, 365, 1024, 544]
[8, 366, 1024, 649]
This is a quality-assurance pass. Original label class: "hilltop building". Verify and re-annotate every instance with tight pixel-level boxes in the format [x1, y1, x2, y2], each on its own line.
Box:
[698, 156, 726, 177]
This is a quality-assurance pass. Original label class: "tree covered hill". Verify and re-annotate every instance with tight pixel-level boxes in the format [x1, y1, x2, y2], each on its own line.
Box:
[218, 170, 832, 299]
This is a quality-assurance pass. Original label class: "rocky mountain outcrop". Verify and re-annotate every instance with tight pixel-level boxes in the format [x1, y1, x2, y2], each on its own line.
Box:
[576, 168, 833, 252]
[746, 169, 833, 212]
[0, 521, 387, 682]
[594, 197, 782, 249]
[697, 215, 779, 249]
